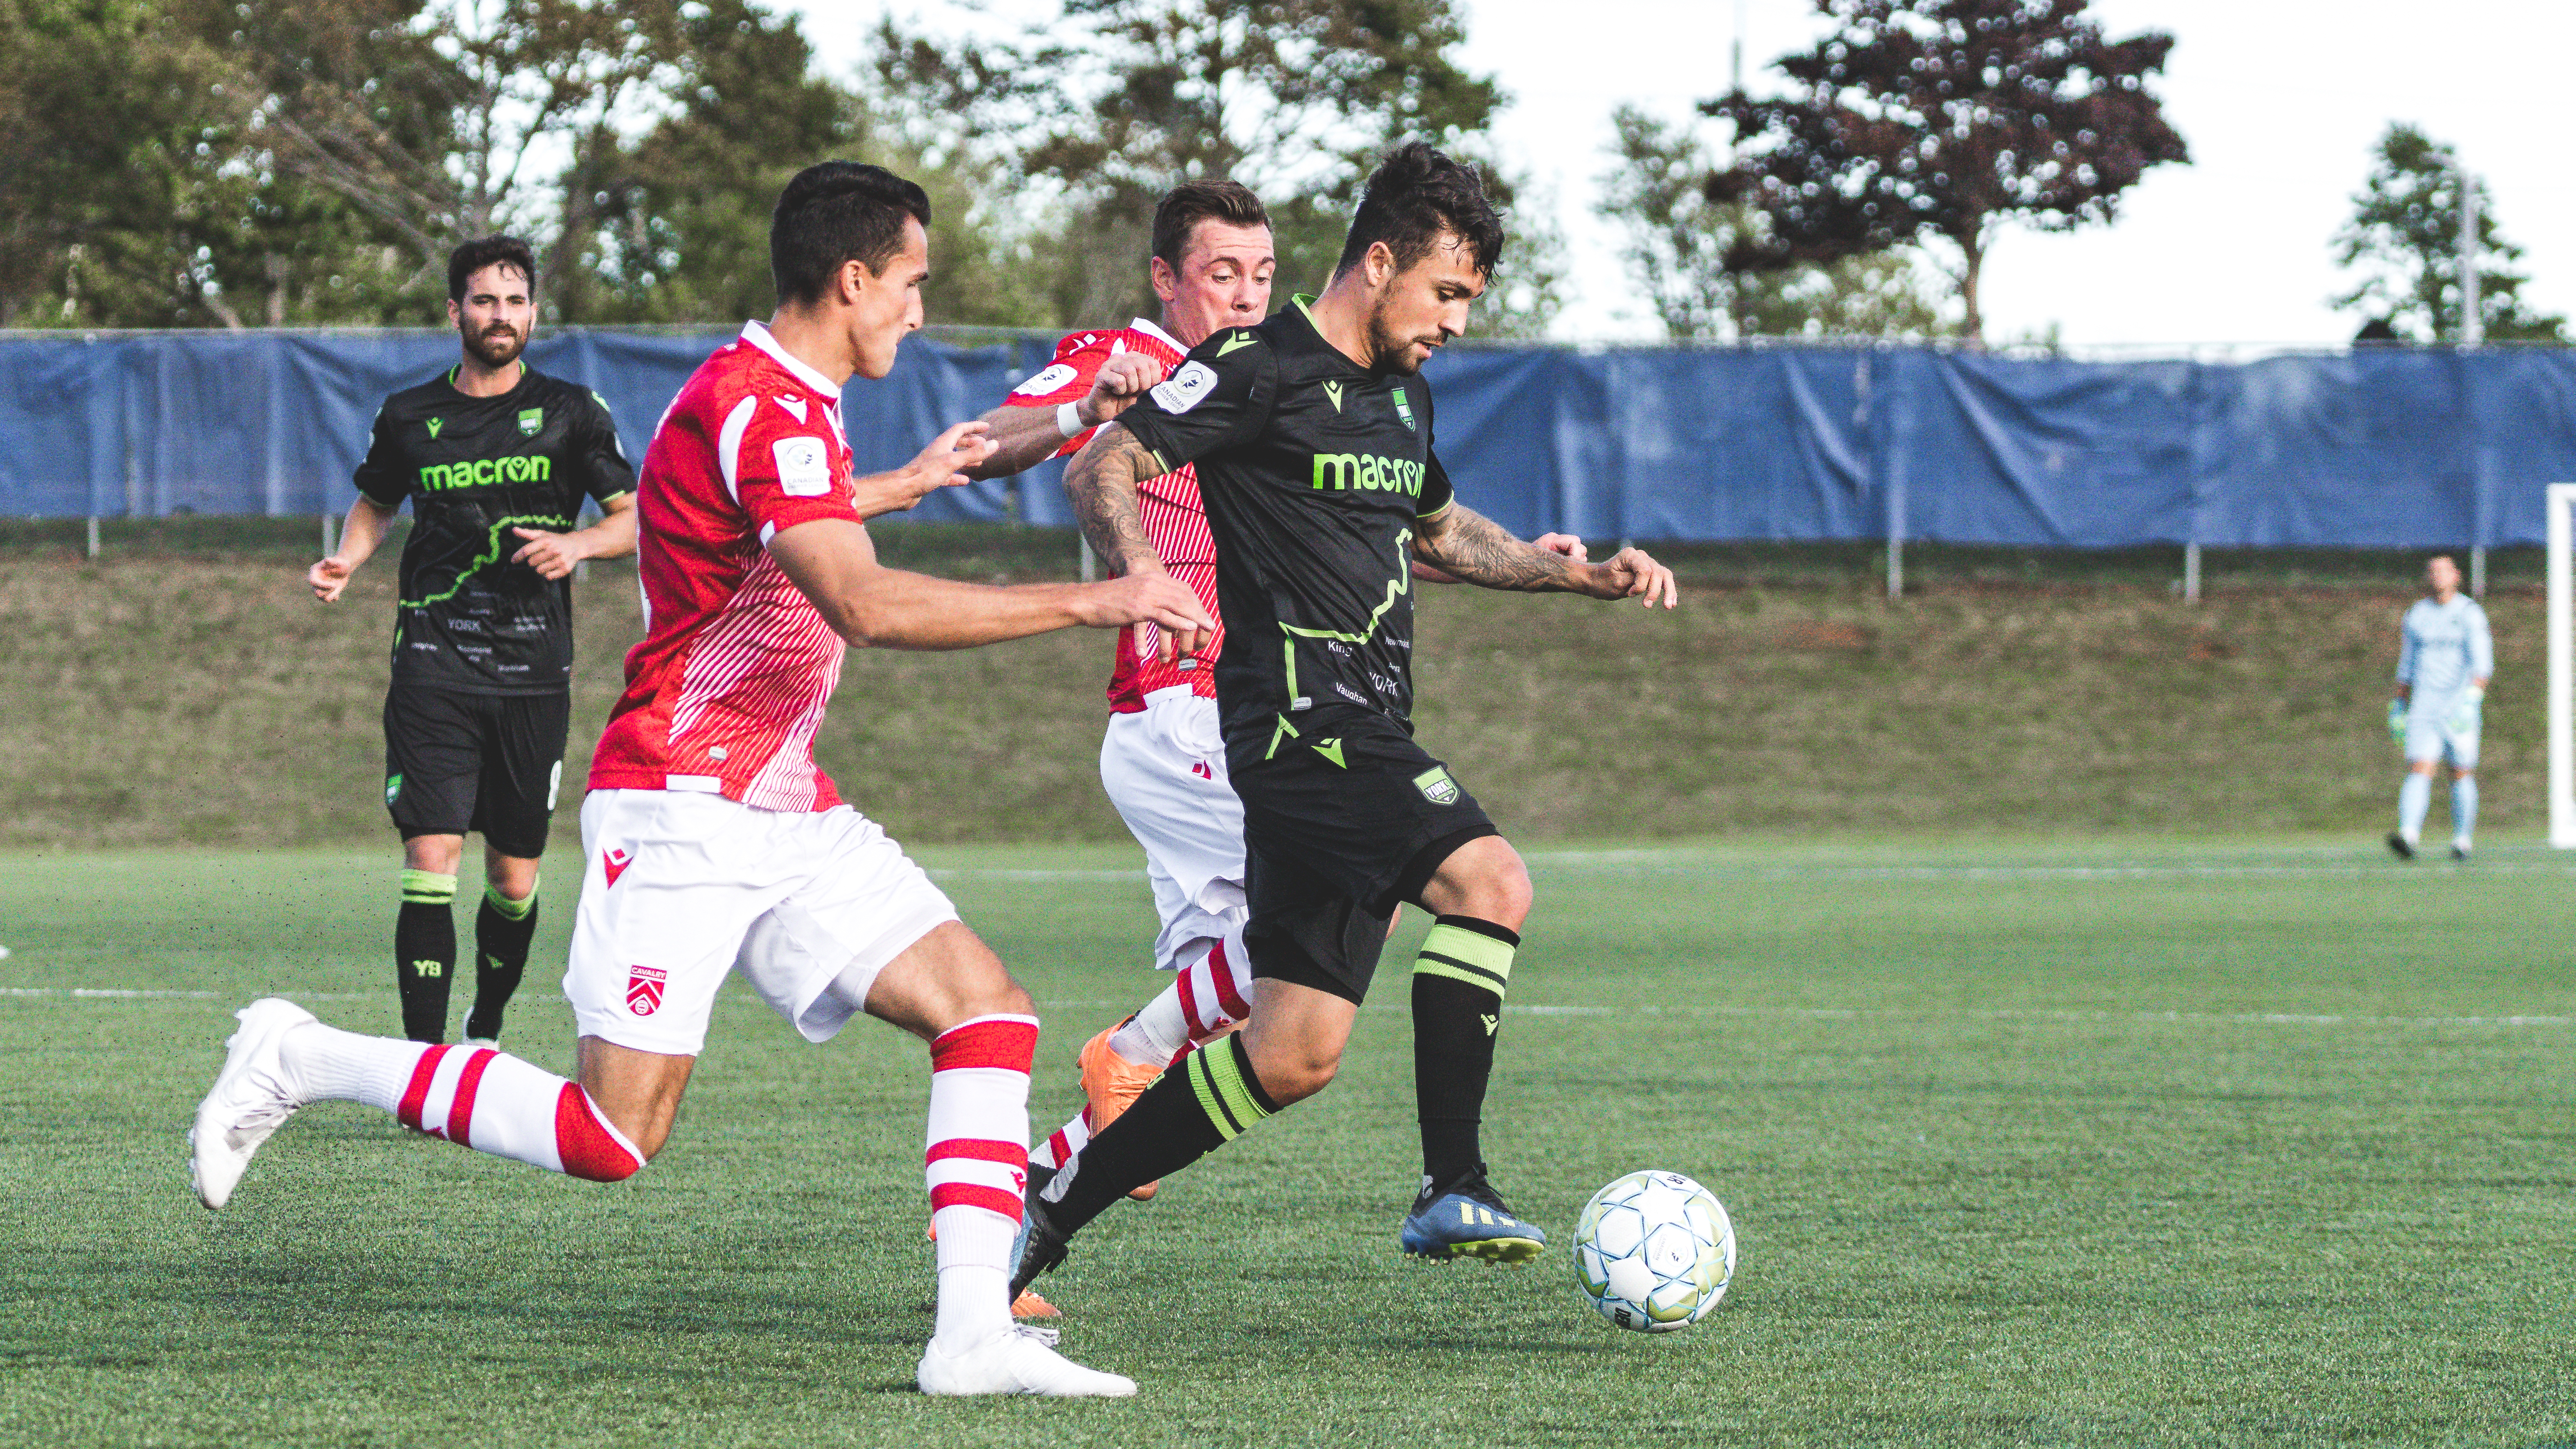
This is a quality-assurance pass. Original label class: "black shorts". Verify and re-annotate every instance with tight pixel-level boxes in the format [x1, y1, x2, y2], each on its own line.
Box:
[382, 683, 570, 859]
[1231, 708, 1498, 1005]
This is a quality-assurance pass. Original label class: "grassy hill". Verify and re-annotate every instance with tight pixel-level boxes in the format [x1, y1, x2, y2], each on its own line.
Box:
[0, 520, 2540, 849]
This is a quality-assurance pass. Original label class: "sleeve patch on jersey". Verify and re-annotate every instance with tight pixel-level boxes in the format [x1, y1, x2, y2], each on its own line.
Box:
[1151, 361, 1218, 414]
[1013, 362, 1079, 397]
[773, 436, 832, 496]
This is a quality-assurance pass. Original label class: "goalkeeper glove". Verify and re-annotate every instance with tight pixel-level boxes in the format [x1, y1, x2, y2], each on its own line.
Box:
[2387, 699, 2407, 745]
[2447, 684, 2485, 735]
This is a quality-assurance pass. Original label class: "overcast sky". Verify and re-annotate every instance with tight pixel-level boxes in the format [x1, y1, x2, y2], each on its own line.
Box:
[787, 0, 2574, 349]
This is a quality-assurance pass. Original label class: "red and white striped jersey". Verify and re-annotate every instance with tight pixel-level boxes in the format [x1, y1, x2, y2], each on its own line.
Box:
[1003, 318, 1225, 713]
[589, 321, 864, 813]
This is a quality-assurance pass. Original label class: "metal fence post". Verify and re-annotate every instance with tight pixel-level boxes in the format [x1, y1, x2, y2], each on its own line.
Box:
[86, 516, 100, 559]
[2183, 541, 2201, 603]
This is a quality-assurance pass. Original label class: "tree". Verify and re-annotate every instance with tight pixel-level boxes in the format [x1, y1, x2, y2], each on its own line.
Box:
[1705, 0, 2188, 344]
[990, 0, 1562, 328]
[2331, 123, 2563, 344]
[1600, 104, 1944, 341]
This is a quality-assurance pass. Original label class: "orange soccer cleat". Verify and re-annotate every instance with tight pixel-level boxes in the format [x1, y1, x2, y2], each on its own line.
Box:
[1012, 1289, 1060, 1319]
[1076, 1021, 1168, 1201]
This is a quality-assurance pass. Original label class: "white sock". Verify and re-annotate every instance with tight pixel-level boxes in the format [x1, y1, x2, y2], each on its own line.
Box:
[925, 1014, 1036, 1349]
[2398, 773, 2431, 843]
[278, 1021, 643, 1180]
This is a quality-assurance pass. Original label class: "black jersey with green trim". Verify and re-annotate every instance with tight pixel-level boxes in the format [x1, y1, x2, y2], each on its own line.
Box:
[1114, 298, 1455, 766]
[352, 363, 634, 695]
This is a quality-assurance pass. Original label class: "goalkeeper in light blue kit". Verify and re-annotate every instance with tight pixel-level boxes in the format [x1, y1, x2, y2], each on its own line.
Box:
[2386, 554, 2493, 861]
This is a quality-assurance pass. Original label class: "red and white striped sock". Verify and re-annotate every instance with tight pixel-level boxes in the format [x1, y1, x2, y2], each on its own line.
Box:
[924, 1013, 1037, 1350]
[279, 1021, 644, 1181]
[1108, 929, 1253, 1066]
[1030, 1104, 1091, 1173]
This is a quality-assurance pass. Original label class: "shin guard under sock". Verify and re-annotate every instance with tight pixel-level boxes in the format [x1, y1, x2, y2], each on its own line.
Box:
[466, 881, 538, 1041]
[395, 870, 458, 1044]
[1411, 916, 1519, 1188]
[1039, 1033, 1276, 1235]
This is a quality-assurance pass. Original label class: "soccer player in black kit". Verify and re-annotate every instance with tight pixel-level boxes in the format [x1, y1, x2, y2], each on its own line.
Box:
[308, 237, 638, 1046]
[1018, 144, 1678, 1298]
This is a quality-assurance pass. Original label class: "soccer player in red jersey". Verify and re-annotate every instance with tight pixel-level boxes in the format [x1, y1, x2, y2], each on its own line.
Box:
[188, 161, 1209, 1398]
[963, 183, 1587, 1252]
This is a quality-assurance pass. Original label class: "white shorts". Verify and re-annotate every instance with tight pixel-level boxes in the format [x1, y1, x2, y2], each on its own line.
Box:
[2403, 704, 2481, 771]
[1099, 689, 1248, 970]
[567, 788, 960, 1056]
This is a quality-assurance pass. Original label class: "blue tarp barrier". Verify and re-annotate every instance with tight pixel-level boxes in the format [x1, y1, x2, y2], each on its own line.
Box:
[3, 329, 2570, 548]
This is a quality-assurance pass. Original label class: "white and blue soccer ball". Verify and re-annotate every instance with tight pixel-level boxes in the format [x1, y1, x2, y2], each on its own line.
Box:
[1573, 1170, 1735, 1333]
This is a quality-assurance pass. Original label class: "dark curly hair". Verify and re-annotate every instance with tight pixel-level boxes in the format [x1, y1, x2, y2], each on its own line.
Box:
[1331, 142, 1505, 281]
[446, 236, 536, 300]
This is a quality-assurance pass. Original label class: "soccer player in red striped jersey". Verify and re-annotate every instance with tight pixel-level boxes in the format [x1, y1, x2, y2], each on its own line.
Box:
[187, 161, 1210, 1398]
[963, 183, 1586, 1274]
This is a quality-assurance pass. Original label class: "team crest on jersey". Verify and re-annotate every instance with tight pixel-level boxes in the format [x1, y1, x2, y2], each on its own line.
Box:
[1392, 387, 1415, 431]
[384, 773, 404, 806]
[517, 407, 543, 437]
[626, 965, 668, 1016]
[1413, 766, 1461, 805]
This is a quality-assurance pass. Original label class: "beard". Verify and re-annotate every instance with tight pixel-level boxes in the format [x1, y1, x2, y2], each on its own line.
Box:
[463, 321, 526, 369]
[1363, 305, 1434, 376]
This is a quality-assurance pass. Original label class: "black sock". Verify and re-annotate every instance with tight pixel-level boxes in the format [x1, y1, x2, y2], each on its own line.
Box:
[394, 869, 458, 1044]
[1040, 1034, 1280, 1235]
[465, 882, 539, 1041]
[1411, 915, 1519, 1190]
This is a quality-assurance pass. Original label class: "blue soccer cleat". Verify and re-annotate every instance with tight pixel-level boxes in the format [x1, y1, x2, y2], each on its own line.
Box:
[1400, 1164, 1547, 1264]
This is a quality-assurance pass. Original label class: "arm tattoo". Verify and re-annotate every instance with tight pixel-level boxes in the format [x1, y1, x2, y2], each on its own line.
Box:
[1063, 422, 1165, 575]
[1413, 504, 1585, 592]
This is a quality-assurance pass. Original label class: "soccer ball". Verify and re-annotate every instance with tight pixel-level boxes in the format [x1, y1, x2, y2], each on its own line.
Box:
[1573, 1170, 1735, 1333]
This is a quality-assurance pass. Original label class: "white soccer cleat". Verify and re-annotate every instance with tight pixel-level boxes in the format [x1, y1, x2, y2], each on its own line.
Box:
[916, 1326, 1138, 1398]
[188, 997, 316, 1210]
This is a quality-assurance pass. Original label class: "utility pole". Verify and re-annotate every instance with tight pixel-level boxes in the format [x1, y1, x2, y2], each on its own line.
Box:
[2457, 160, 2483, 345]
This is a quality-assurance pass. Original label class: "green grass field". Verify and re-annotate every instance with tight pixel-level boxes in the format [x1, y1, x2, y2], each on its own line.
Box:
[5, 840, 2573, 1447]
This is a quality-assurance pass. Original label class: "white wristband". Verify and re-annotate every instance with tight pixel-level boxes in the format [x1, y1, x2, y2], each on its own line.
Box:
[1057, 402, 1084, 439]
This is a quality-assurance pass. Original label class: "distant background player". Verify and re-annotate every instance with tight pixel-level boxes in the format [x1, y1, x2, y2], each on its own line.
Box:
[308, 236, 637, 1046]
[2387, 553, 2492, 861]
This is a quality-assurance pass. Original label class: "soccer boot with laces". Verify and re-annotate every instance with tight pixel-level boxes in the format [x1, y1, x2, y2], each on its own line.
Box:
[1400, 1163, 1547, 1264]
[1076, 1020, 1164, 1201]
[916, 1325, 1136, 1398]
[2386, 831, 2416, 860]
[188, 997, 316, 1210]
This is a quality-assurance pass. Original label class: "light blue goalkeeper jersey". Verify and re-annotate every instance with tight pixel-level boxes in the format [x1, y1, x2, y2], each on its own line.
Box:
[2397, 595, 2494, 704]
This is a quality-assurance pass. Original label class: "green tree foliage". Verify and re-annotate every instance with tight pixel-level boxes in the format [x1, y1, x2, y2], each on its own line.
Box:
[2332, 124, 2563, 344]
[1601, 105, 1944, 341]
[1, 0, 1562, 334]
[1706, 0, 2187, 344]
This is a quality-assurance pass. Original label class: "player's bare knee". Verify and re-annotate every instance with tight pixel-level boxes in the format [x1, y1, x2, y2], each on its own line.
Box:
[402, 833, 463, 876]
[1253, 1048, 1339, 1104]
[485, 850, 540, 899]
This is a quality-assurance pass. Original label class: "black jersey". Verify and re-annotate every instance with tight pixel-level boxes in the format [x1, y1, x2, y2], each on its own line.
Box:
[1116, 297, 1456, 767]
[353, 363, 635, 695]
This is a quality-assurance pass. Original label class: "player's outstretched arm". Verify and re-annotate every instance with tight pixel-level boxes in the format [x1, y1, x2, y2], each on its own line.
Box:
[1413, 503, 1679, 608]
[964, 354, 1163, 481]
[1415, 531, 1585, 585]
[848, 422, 999, 520]
[1063, 421, 1170, 578]
[308, 496, 401, 602]
[768, 518, 1211, 655]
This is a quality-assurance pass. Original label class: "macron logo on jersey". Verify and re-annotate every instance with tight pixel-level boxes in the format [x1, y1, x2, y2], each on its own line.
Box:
[774, 396, 808, 423]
